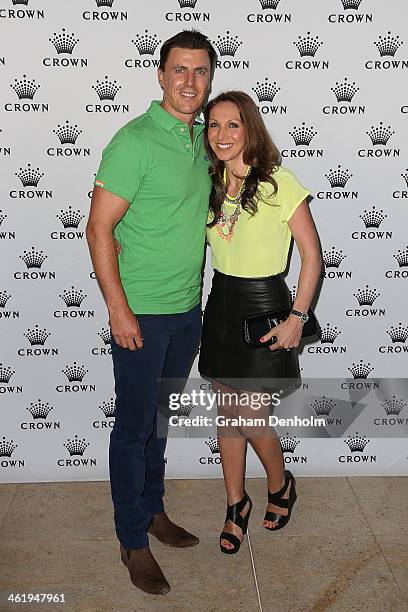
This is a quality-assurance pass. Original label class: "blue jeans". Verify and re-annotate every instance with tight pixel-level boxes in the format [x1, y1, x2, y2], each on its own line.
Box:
[109, 304, 201, 550]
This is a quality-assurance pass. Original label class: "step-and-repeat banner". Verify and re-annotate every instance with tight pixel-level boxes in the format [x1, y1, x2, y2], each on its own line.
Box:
[1, 0, 407, 482]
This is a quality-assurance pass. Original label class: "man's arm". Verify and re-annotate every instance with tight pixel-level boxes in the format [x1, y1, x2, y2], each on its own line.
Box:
[86, 185, 143, 350]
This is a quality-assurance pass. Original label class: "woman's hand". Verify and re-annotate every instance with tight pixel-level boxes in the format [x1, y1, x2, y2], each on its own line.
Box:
[260, 315, 304, 351]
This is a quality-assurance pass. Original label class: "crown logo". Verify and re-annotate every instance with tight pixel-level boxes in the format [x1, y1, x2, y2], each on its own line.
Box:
[214, 31, 242, 57]
[59, 286, 87, 307]
[27, 399, 53, 420]
[289, 122, 317, 146]
[178, 0, 198, 8]
[386, 323, 408, 343]
[10, 75, 40, 100]
[56, 206, 84, 229]
[63, 435, 89, 456]
[331, 77, 359, 103]
[98, 327, 111, 345]
[12, 0, 29, 4]
[319, 323, 341, 344]
[62, 362, 88, 383]
[353, 285, 380, 306]
[20, 247, 47, 269]
[367, 122, 394, 146]
[290, 285, 297, 304]
[15, 163, 44, 187]
[310, 396, 336, 416]
[0, 364, 15, 384]
[0, 436, 18, 457]
[294, 32, 323, 57]
[345, 432, 369, 452]
[49, 28, 79, 55]
[132, 30, 161, 56]
[359, 205, 387, 228]
[279, 433, 300, 453]
[348, 360, 374, 379]
[374, 32, 403, 57]
[323, 247, 346, 268]
[53, 120, 82, 145]
[341, 0, 363, 8]
[23, 325, 51, 346]
[92, 76, 121, 101]
[175, 403, 194, 418]
[252, 77, 280, 103]
[401, 170, 408, 188]
[95, 0, 114, 6]
[205, 436, 220, 454]
[0, 291, 11, 308]
[393, 246, 408, 268]
[259, 0, 281, 8]
[100, 398, 116, 418]
[380, 395, 406, 416]
[0, 210, 7, 226]
[325, 165, 352, 188]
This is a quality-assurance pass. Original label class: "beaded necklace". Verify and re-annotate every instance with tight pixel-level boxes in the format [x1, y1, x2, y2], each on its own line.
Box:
[216, 166, 251, 241]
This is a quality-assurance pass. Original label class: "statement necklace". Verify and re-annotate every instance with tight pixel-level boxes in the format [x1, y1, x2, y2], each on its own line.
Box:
[216, 166, 251, 241]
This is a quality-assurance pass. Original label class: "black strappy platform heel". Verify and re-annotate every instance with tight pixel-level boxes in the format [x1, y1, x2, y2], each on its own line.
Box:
[219, 491, 252, 554]
[264, 470, 297, 531]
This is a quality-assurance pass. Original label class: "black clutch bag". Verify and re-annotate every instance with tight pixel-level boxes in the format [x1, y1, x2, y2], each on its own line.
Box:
[242, 307, 319, 348]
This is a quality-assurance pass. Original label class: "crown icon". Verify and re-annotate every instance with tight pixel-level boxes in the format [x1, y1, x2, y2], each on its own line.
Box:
[63, 435, 89, 456]
[393, 246, 408, 268]
[205, 436, 220, 454]
[175, 403, 194, 418]
[259, 0, 281, 8]
[12, 0, 29, 4]
[279, 433, 300, 453]
[294, 32, 323, 57]
[10, 75, 40, 100]
[323, 247, 346, 268]
[289, 122, 317, 146]
[95, 0, 114, 6]
[331, 77, 359, 103]
[214, 31, 242, 57]
[98, 327, 111, 345]
[49, 28, 79, 55]
[0, 364, 15, 384]
[53, 120, 82, 145]
[178, 0, 198, 8]
[348, 360, 374, 379]
[319, 323, 341, 344]
[27, 399, 53, 420]
[59, 286, 87, 307]
[62, 362, 88, 383]
[345, 432, 369, 452]
[92, 76, 121, 101]
[353, 285, 380, 306]
[310, 396, 336, 416]
[0, 291, 11, 308]
[386, 323, 408, 343]
[0, 210, 7, 226]
[290, 285, 297, 304]
[252, 77, 280, 102]
[132, 30, 161, 56]
[100, 398, 116, 418]
[359, 205, 387, 228]
[23, 324, 51, 346]
[374, 31, 403, 57]
[56, 206, 84, 229]
[20, 247, 47, 269]
[380, 395, 406, 416]
[401, 170, 408, 188]
[0, 436, 18, 457]
[341, 0, 363, 8]
[15, 163, 44, 187]
[325, 165, 352, 188]
[367, 122, 394, 146]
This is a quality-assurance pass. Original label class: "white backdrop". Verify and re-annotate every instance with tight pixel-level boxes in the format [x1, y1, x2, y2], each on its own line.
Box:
[1, 0, 408, 483]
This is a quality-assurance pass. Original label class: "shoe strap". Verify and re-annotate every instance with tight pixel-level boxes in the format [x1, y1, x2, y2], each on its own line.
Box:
[226, 492, 250, 528]
[268, 472, 290, 506]
[220, 531, 242, 550]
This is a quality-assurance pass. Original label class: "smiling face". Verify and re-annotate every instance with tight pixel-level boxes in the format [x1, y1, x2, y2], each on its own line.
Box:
[207, 101, 246, 165]
[157, 47, 211, 124]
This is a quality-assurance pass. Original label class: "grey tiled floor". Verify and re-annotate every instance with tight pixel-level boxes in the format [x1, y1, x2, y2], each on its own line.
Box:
[0, 477, 407, 612]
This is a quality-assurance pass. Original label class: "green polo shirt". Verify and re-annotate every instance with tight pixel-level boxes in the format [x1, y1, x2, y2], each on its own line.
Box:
[94, 100, 211, 314]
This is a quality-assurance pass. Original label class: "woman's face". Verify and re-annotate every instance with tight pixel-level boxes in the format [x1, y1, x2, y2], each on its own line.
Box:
[207, 101, 246, 164]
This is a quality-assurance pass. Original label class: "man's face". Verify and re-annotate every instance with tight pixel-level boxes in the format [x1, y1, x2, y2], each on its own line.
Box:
[158, 47, 212, 123]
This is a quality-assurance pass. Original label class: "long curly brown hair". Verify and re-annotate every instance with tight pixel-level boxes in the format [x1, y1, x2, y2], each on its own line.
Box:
[203, 91, 281, 227]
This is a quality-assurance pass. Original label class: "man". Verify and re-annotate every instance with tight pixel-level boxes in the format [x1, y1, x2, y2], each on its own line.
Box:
[86, 30, 216, 595]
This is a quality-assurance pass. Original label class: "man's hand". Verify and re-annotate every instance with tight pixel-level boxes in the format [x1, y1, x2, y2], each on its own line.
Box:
[109, 306, 143, 350]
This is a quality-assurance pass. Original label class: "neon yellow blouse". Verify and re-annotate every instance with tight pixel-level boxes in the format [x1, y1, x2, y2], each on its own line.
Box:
[207, 166, 310, 278]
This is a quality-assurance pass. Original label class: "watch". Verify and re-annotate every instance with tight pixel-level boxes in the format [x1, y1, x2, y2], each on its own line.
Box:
[290, 309, 309, 323]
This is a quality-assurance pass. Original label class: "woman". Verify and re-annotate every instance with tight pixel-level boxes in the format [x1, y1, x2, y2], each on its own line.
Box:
[198, 91, 322, 554]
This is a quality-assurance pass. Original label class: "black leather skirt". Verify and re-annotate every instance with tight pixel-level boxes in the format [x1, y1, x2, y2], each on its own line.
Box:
[198, 270, 300, 390]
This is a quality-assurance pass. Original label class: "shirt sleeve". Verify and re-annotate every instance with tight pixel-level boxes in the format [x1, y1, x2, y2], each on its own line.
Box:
[94, 126, 147, 204]
[278, 168, 310, 224]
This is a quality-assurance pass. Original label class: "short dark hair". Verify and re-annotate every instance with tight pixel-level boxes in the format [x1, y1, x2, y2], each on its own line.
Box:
[159, 29, 217, 72]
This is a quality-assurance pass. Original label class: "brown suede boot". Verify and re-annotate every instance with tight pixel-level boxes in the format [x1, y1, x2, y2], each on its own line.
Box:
[148, 511, 199, 548]
[120, 543, 171, 595]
